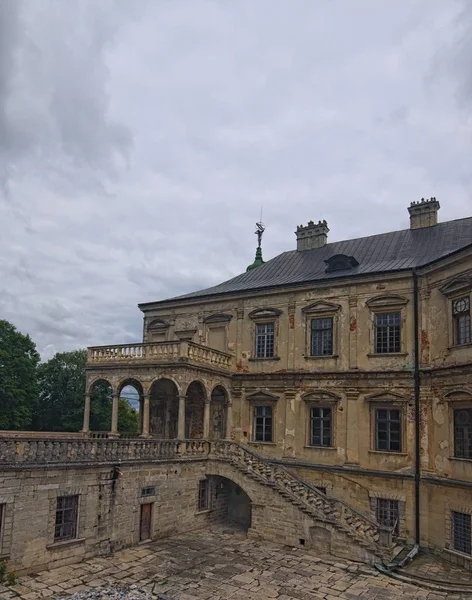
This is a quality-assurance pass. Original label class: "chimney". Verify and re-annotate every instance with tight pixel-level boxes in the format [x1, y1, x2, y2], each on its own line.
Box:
[408, 197, 440, 230]
[296, 220, 329, 251]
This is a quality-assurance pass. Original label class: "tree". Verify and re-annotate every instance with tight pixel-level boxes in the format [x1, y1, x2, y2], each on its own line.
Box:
[35, 349, 139, 433]
[0, 320, 40, 430]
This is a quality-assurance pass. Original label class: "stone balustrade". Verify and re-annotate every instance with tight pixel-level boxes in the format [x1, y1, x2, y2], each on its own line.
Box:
[87, 341, 232, 370]
[0, 436, 391, 552]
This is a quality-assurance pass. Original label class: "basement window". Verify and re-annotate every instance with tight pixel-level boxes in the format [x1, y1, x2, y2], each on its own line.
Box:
[141, 486, 156, 497]
[54, 495, 79, 542]
[376, 499, 399, 535]
[198, 479, 210, 511]
[452, 511, 471, 555]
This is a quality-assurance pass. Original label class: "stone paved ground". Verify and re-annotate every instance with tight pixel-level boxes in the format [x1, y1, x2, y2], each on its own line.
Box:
[2, 525, 471, 600]
[402, 553, 472, 585]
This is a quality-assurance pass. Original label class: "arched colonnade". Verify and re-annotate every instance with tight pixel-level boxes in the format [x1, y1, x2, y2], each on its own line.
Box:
[82, 377, 232, 440]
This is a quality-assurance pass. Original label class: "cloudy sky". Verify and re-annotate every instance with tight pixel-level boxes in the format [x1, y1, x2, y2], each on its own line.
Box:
[1, 0, 471, 359]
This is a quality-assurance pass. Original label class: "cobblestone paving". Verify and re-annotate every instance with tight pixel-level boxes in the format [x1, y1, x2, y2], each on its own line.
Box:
[402, 553, 472, 585]
[2, 526, 471, 600]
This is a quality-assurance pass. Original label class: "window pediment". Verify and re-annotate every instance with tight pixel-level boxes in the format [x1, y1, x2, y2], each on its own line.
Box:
[324, 254, 359, 273]
[302, 300, 341, 315]
[365, 391, 409, 403]
[203, 312, 233, 324]
[248, 308, 282, 320]
[301, 390, 340, 403]
[366, 294, 409, 309]
[439, 273, 472, 297]
[246, 390, 279, 402]
[147, 318, 170, 331]
[444, 389, 472, 402]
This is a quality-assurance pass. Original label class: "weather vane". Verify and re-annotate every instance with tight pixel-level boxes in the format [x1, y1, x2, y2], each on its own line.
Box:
[255, 206, 265, 248]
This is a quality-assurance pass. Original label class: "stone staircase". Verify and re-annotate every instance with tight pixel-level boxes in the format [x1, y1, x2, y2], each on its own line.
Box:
[206, 440, 393, 560]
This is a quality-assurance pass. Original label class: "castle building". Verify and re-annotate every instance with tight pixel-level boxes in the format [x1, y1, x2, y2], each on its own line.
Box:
[82, 198, 472, 569]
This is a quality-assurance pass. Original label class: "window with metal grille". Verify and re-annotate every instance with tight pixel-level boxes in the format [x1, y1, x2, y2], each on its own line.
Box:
[310, 318, 333, 356]
[376, 499, 399, 535]
[454, 408, 472, 459]
[255, 322, 275, 358]
[310, 407, 332, 447]
[452, 511, 471, 555]
[198, 479, 209, 511]
[453, 297, 471, 346]
[141, 486, 156, 497]
[54, 495, 79, 542]
[375, 408, 401, 452]
[374, 312, 401, 353]
[254, 405, 273, 442]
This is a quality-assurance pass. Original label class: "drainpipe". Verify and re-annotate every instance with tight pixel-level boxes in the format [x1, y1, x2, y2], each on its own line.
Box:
[413, 270, 421, 546]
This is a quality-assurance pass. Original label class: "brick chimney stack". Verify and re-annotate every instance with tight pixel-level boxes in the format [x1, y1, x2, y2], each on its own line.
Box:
[296, 220, 329, 251]
[408, 198, 440, 230]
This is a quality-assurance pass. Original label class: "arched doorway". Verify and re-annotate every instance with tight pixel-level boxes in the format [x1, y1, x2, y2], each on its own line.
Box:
[210, 386, 227, 439]
[89, 379, 113, 432]
[149, 379, 179, 438]
[186, 381, 206, 439]
[117, 379, 143, 436]
[207, 475, 252, 531]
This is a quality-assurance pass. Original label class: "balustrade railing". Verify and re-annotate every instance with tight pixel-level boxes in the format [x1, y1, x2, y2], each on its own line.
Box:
[87, 341, 231, 370]
[0, 436, 391, 551]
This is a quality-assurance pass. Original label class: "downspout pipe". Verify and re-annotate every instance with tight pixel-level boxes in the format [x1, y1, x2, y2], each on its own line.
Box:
[413, 270, 421, 546]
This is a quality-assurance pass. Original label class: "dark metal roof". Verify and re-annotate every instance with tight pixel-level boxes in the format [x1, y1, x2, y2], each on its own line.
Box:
[157, 217, 472, 304]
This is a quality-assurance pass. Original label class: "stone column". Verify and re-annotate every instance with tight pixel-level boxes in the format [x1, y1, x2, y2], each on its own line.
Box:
[141, 393, 150, 437]
[345, 390, 359, 465]
[203, 398, 211, 439]
[225, 402, 233, 439]
[178, 395, 186, 439]
[82, 393, 91, 433]
[111, 392, 119, 436]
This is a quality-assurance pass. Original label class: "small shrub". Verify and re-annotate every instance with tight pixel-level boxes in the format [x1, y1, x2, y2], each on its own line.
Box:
[6, 569, 16, 586]
[0, 560, 7, 584]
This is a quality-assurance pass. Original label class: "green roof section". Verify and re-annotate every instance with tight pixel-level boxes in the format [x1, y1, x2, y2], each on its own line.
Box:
[246, 246, 264, 271]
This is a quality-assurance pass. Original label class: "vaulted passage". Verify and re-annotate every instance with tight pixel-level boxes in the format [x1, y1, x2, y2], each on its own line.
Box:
[207, 475, 252, 531]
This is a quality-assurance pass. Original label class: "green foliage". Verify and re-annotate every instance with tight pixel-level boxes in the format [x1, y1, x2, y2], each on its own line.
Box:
[6, 568, 16, 586]
[0, 320, 40, 430]
[0, 559, 6, 583]
[118, 397, 139, 434]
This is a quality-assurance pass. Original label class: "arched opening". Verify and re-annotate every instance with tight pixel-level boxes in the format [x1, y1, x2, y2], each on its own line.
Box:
[117, 379, 143, 436]
[206, 475, 252, 532]
[89, 379, 113, 432]
[186, 381, 206, 439]
[149, 378, 179, 438]
[210, 386, 227, 440]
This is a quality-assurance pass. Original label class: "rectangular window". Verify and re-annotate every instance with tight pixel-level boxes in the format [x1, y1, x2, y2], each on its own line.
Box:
[141, 486, 156, 497]
[198, 479, 209, 511]
[376, 499, 400, 535]
[453, 297, 471, 346]
[454, 408, 472, 459]
[375, 408, 401, 452]
[254, 405, 273, 442]
[310, 407, 332, 447]
[54, 495, 79, 542]
[374, 312, 401, 353]
[452, 511, 471, 555]
[310, 318, 333, 356]
[255, 322, 275, 358]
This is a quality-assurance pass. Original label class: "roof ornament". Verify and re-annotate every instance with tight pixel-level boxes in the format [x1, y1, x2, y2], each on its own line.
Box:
[247, 212, 266, 272]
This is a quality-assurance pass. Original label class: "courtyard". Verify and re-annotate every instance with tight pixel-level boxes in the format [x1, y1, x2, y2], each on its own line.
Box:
[2, 525, 471, 600]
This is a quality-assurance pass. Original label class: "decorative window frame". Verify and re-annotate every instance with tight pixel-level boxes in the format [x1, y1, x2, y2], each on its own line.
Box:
[0, 497, 13, 559]
[203, 313, 233, 352]
[445, 504, 472, 559]
[301, 391, 341, 449]
[46, 487, 86, 548]
[301, 301, 341, 359]
[146, 318, 170, 342]
[365, 295, 409, 357]
[368, 491, 406, 538]
[439, 274, 472, 349]
[246, 390, 279, 444]
[248, 308, 282, 361]
[444, 389, 472, 461]
[365, 392, 409, 455]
